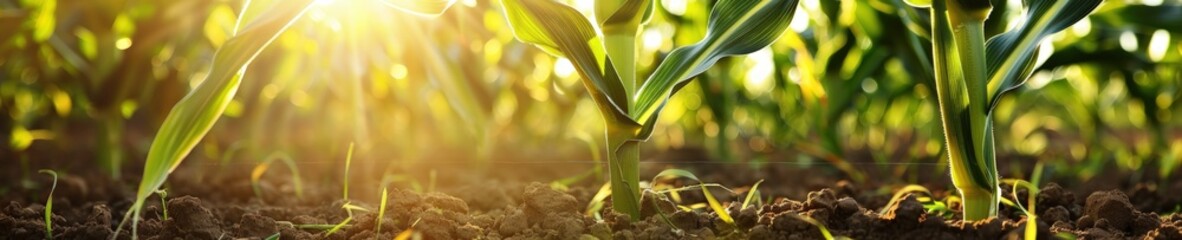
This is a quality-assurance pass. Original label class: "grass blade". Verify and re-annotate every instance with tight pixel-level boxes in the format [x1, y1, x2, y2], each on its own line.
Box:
[742, 180, 764, 210]
[376, 187, 388, 235]
[343, 143, 354, 201]
[701, 184, 734, 225]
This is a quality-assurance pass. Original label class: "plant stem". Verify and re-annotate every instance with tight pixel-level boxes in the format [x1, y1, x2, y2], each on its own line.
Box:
[99, 115, 124, 179]
[607, 131, 641, 220]
[605, 34, 638, 96]
[934, 0, 998, 221]
[959, 184, 998, 220]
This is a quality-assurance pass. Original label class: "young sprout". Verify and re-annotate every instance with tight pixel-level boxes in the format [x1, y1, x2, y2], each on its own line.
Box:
[1004, 179, 1040, 240]
[343, 143, 355, 202]
[741, 180, 764, 210]
[155, 189, 169, 221]
[907, 0, 1101, 221]
[501, 0, 799, 220]
[376, 187, 389, 235]
[119, 1, 456, 238]
[39, 169, 58, 240]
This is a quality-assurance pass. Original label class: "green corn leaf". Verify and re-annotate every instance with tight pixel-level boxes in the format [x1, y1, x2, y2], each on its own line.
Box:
[631, 0, 798, 127]
[701, 184, 734, 225]
[378, 0, 457, 16]
[500, 0, 634, 125]
[40, 169, 58, 240]
[741, 180, 764, 210]
[264, 232, 281, 240]
[136, 0, 312, 206]
[984, 0, 1102, 110]
[116, 1, 314, 238]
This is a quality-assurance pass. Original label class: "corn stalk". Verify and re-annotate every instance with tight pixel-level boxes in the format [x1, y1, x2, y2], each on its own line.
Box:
[501, 0, 797, 220]
[914, 0, 1101, 220]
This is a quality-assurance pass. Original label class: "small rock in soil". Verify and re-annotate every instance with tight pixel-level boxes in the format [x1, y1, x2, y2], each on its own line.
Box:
[233, 213, 278, 238]
[1043, 206, 1071, 225]
[523, 183, 578, 219]
[427, 192, 470, 214]
[834, 197, 860, 219]
[883, 194, 925, 230]
[804, 189, 837, 211]
[1081, 190, 1136, 231]
[168, 196, 223, 239]
[498, 209, 528, 236]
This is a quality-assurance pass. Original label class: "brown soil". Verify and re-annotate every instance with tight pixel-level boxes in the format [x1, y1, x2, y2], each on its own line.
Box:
[2, 150, 1181, 239]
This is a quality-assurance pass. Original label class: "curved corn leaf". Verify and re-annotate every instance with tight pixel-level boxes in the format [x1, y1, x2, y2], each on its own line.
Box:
[40, 169, 58, 240]
[115, 1, 314, 239]
[984, 0, 1102, 110]
[378, 0, 457, 16]
[501, 0, 633, 125]
[631, 0, 798, 127]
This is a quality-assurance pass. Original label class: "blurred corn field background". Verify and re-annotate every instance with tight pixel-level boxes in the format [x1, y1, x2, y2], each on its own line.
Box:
[3, 0, 1182, 189]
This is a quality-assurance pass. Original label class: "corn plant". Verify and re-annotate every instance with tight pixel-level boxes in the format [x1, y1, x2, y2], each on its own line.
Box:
[500, 0, 798, 220]
[40, 169, 58, 240]
[115, 0, 456, 238]
[905, 0, 1101, 220]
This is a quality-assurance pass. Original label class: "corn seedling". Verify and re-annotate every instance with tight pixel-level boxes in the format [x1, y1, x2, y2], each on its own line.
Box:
[39, 169, 58, 240]
[904, 0, 1101, 221]
[376, 187, 389, 235]
[324, 203, 369, 236]
[343, 143, 354, 201]
[584, 183, 612, 218]
[501, 0, 799, 220]
[741, 180, 764, 210]
[118, 1, 455, 238]
[250, 152, 305, 201]
[264, 232, 281, 240]
[1004, 179, 1040, 240]
[154, 189, 169, 221]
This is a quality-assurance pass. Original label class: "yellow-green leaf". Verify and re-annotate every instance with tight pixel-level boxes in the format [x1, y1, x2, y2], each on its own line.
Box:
[500, 0, 632, 125]
[631, 0, 798, 130]
[116, 1, 315, 238]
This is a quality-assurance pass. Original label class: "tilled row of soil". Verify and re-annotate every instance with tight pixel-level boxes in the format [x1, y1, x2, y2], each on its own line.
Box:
[3, 179, 1180, 239]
